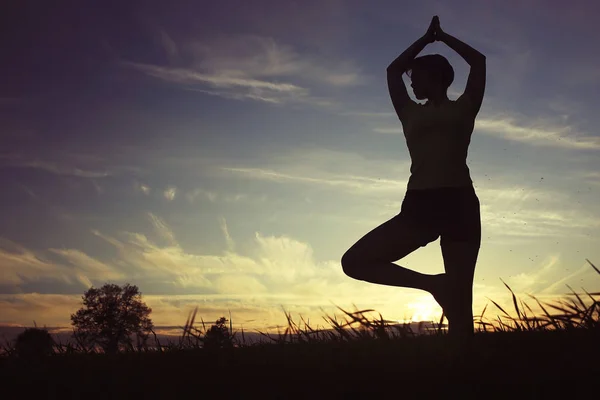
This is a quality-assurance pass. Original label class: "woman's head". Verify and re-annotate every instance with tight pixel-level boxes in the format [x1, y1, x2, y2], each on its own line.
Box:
[406, 54, 454, 100]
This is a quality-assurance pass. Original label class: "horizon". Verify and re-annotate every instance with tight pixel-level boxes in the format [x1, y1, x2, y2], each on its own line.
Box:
[1, 1, 599, 332]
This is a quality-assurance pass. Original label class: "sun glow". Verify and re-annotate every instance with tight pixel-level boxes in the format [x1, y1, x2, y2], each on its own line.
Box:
[404, 296, 442, 323]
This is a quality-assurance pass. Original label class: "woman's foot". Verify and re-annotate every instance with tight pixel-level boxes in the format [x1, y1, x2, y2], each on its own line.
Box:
[430, 273, 456, 321]
[430, 273, 474, 337]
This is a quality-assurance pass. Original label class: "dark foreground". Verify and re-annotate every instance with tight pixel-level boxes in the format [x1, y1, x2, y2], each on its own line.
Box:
[1, 329, 598, 399]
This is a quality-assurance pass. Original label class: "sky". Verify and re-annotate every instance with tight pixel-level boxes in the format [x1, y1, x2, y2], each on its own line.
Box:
[1, 0, 599, 334]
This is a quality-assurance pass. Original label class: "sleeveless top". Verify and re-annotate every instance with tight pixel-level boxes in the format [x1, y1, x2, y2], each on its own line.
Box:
[397, 95, 477, 190]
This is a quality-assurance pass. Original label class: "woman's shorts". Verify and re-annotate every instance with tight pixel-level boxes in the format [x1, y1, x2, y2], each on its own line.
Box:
[397, 185, 481, 246]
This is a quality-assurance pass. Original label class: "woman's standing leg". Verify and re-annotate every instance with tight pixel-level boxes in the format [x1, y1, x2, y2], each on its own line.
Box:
[439, 188, 482, 338]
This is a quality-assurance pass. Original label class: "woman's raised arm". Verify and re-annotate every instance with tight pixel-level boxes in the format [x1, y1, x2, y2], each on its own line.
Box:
[387, 17, 438, 119]
[436, 22, 486, 114]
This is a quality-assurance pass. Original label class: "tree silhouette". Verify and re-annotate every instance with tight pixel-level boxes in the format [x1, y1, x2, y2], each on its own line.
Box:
[15, 327, 55, 358]
[70, 283, 153, 354]
[203, 317, 234, 349]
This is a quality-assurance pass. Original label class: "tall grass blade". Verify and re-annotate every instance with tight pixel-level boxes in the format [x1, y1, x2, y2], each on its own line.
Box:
[586, 259, 599, 275]
[500, 279, 523, 321]
[488, 298, 511, 318]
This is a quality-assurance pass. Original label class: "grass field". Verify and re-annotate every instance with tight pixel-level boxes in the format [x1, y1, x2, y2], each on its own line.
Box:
[1, 260, 598, 399]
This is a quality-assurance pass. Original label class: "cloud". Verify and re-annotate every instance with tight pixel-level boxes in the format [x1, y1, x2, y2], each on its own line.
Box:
[125, 62, 304, 92]
[502, 257, 599, 303]
[125, 61, 335, 106]
[148, 213, 177, 247]
[134, 182, 151, 195]
[48, 248, 125, 288]
[1, 216, 426, 328]
[163, 186, 177, 201]
[540, 260, 599, 295]
[18, 184, 37, 199]
[224, 193, 249, 203]
[221, 167, 406, 193]
[190, 88, 283, 104]
[124, 33, 364, 106]
[186, 188, 217, 203]
[216, 144, 596, 240]
[220, 218, 235, 252]
[476, 184, 600, 239]
[0, 237, 123, 288]
[475, 115, 600, 150]
[91, 180, 104, 194]
[0, 240, 70, 286]
[90, 230, 123, 250]
[368, 110, 600, 150]
[0, 293, 82, 326]
[579, 171, 600, 187]
[158, 29, 179, 62]
[214, 148, 404, 226]
[213, 274, 266, 294]
[505, 254, 561, 293]
[184, 34, 364, 87]
[2, 214, 596, 330]
[1, 157, 111, 178]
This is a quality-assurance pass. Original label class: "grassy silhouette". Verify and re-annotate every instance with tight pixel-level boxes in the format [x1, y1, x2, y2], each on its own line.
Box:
[0, 260, 598, 397]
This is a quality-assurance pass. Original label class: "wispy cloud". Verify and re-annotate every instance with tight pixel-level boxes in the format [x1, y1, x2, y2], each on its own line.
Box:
[185, 34, 364, 87]
[190, 88, 282, 104]
[226, 194, 246, 203]
[1, 217, 595, 330]
[124, 62, 304, 92]
[581, 171, 600, 187]
[91, 180, 104, 194]
[163, 186, 177, 201]
[0, 237, 124, 288]
[0, 293, 84, 327]
[1, 157, 111, 178]
[504, 256, 599, 298]
[148, 213, 177, 247]
[0, 240, 68, 286]
[125, 61, 336, 107]
[86, 224, 379, 307]
[221, 167, 406, 192]
[476, 115, 600, 150]
[134, 182, 151, 195]
[186, 188, 217, 203]
[48, 248, 125, 287]
[476, 184, 600, 239]
[539, 260, 598, 294]
[0, 214, 426, 328]
[369, 112, 600, 150]
[158, 29, 179, 63]
[124, 33, 364, 107]
[18, 184, 37, 199]
[219, 217, 235, 252]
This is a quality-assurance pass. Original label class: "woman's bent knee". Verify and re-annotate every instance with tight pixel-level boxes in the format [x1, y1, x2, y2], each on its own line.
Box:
[341, 251, 364, 279]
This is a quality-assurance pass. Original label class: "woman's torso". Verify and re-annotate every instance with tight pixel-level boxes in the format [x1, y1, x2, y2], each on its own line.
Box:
[399, 95, 477, 190]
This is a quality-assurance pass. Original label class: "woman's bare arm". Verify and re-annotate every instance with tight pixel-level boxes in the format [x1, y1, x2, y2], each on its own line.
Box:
[438, 29, 486, 114]
[387, 17, 437, 119]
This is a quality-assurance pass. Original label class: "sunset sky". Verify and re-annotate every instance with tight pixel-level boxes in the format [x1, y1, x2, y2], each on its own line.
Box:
[1, 0, 599, 334]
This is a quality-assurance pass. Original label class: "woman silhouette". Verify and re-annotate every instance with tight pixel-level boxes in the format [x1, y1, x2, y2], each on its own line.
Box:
[341, 16, 486, 339]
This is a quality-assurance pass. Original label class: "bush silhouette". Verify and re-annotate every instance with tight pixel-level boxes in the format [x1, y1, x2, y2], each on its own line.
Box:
[15, 327, 54, 358]
[203, 317, 234, 349]
[71, 283, 153, 354]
